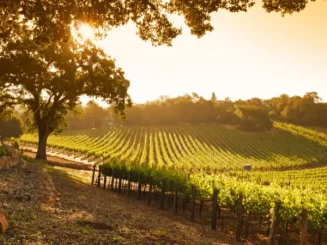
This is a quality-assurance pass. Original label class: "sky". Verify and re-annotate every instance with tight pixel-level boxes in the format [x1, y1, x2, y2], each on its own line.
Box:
[90, 0, 326, 105]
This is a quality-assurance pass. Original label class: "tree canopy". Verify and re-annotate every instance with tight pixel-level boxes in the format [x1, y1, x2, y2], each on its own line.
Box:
[0, 0, 319, 47]
[0, 2, 132, 159]
[0, 34, 131, 158]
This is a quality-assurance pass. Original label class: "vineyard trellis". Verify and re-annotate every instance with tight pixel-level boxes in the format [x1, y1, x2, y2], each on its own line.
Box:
[91, 163, 326, 244]
[19, 123, 327, 243]
[20, 123, 327, 172]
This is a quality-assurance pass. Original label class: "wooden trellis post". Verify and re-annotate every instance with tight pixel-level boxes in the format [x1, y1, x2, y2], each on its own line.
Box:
[173, 187, 178, 215]
[159, 179, 166, 210]
[127, 172, 131, 197]
[300, 208, 308, 245]
[236, 194, 243, 241]
[118, 170, 122, 193]
[137, 174, 142, 200]
[103, 174, 107, 189]
[147, 177, 153, 206]
[191, 185, 196, 222]
[268, 202, 281, 245]
[97, 166, 102, 187]
[211, 189, 218, 230]
[91, 164, 96, 185]
[111, 169, 115, 190]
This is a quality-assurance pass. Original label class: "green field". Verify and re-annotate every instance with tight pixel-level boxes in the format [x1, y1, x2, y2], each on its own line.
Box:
[21, 122, 327, 172]
[20, 122, 327, 191]
[20, 122, 327, 236]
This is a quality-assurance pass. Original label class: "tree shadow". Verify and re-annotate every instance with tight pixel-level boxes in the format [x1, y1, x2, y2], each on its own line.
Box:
[49, 167, 240, 245]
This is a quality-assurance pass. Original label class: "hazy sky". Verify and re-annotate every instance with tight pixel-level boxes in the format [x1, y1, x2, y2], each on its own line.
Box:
[94, 1, 326, 104]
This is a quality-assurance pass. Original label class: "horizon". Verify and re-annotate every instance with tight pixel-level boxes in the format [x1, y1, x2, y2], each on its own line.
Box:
[81, 90, 326, 108]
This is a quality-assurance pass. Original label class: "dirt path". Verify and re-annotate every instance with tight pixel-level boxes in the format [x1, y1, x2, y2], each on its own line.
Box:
[0, 160, 240, 245]
[23, 151, 93, 170]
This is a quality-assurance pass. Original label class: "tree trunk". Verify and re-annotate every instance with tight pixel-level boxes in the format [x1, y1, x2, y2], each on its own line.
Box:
[236, 194, 243, 242]
[36, 128, 49, 160]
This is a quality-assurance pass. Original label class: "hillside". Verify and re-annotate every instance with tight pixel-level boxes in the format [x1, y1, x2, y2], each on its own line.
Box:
[20, 123, 327, 172]
[17, 123, 327, 243]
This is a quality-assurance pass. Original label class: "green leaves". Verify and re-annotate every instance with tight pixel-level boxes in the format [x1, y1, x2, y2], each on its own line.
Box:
[0, 29, 132, 133]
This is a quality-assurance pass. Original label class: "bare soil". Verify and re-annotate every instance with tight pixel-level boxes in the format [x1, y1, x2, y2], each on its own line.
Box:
[0, 157, 241, 245]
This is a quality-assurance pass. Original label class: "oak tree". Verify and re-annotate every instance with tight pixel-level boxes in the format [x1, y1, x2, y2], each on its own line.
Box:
[0, 34, 131, 159]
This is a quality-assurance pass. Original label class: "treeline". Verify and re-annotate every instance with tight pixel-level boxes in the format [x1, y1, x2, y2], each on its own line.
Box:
[112, 92, 327, 131]
[67, 101, 113, 130]
[66, 92, 327, 132]
[0, 108, 23, 145]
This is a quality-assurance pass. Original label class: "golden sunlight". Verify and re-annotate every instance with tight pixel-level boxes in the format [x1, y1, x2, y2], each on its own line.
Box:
[78, 24, 95, 40]
[71, 22, 95, 42]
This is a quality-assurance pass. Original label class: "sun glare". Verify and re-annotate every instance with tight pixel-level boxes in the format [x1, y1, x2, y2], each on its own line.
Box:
[79, 24, 95, 40]
[71, 22, 95, 42]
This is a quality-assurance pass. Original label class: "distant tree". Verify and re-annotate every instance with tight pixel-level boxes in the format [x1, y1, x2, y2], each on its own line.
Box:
[215, 98, 239, 124]
[279, 92, 327, 127]
[211, 92, 217, 104]
[66, 105, 87, 130]
[236, 106, 272, 131]
[191, 93, 200, 103]
[0, 117, 23, 146]
[84, 101, 107, 129]
[0, 109, 23, 145]
[303, 92, 321, 103]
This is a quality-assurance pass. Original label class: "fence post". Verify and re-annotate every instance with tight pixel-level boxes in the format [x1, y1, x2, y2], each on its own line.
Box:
[159, 178, 166, 210]
[236, 194, 243, 241]
[191, 185, 196, 222]
[103, 174, 107, 189]
[127, 172, 131, 197]
[173, 187, 178, 215]
[147, 177, 153, 206]
[137, 174, 142, 200]
[199, 200, 204, 220]
[244, 215, 249, 240]
[300, 208, 308, 245]
[118, 170, 122, 193]
[211, 189, 218, 230]
[111, 169, 115, 190]
[97, 166, 102, 187]
[91, 164, 96, 185]
[268, 202, 281, 245]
